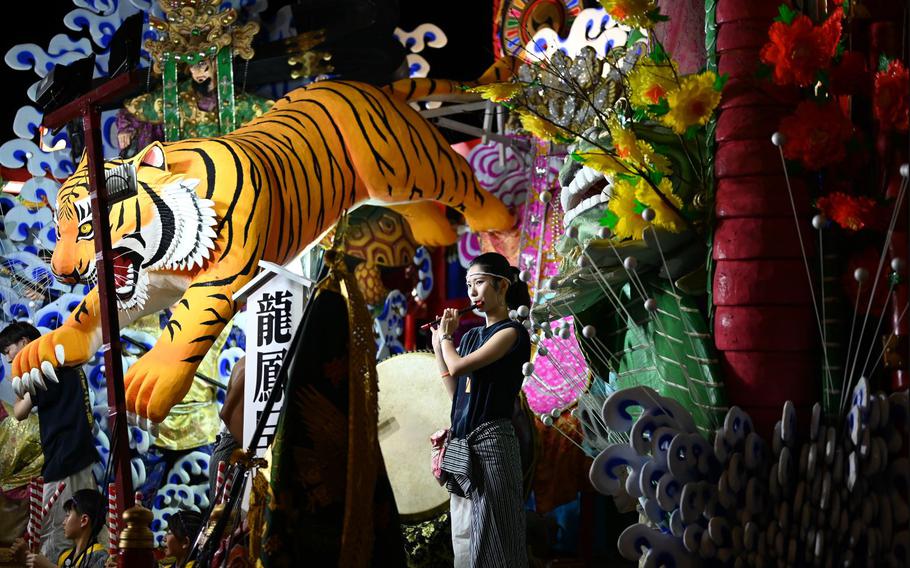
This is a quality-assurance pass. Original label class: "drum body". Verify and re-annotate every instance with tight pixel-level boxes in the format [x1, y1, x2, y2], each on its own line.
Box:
[376, 352, 539, 522]
[376, 352, 452, 522]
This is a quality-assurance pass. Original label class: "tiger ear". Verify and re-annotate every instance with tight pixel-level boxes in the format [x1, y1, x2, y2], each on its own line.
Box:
[136, 142, 167, 170]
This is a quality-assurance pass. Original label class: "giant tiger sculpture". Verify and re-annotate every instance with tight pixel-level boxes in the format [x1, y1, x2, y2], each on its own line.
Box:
[10, 76, 513, 423]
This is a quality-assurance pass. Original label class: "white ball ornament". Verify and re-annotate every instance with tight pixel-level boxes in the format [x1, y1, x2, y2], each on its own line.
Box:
[522, 362, 535, 376]
[854, 268, 870, 283]
[517, 305, 530, 318]
[623, 256, 638, 272]
[891, 257, 906, 273]
[812, 214, 827, 230]
[900, 163, 909, 178]
[566, 226, 580, 240]
[771, 132, 786, 147]
[582, 324, 596, 339]
[597, 227, 612, 239]
[644, 298, 658, 312]
[642, 208, 656, 222]
[519, 270, 531, 283]
[539, 190, 552, 203]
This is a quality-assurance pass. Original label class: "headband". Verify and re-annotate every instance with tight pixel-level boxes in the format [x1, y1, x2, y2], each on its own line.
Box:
[466, 271, 512, 283]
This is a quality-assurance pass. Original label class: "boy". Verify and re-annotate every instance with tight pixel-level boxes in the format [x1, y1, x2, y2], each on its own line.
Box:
[11, 488, 108, 567]
[2, 322, 100, 561]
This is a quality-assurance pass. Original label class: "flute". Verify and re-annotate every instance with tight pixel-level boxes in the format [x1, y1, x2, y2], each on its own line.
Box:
[420, 302, 480, 330]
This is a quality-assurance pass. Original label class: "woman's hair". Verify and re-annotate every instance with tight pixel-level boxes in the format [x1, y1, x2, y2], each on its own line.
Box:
[468, 252, 531, 310]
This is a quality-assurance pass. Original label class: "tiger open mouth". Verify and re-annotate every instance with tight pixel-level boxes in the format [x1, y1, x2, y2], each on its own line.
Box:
[111, 247, 149, 309]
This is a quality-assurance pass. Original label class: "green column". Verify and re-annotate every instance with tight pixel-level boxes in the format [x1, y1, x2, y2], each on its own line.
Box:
[216, 48, 236, 134]
[162, 54, 180, 141]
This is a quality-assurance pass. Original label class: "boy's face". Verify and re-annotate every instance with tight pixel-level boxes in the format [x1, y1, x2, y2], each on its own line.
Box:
[164, 531, 188, 557]
[62, 508, 86, 540]
[2, 338, 28, 363]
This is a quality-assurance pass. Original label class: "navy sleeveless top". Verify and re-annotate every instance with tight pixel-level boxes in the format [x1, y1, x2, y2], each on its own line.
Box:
[450, 319, 531, 438]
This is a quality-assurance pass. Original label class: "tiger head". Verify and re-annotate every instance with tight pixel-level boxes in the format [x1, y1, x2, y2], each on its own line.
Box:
[52, 142, 218, 310]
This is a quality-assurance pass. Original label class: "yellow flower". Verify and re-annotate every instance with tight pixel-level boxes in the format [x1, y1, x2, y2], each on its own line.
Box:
[635, 177, 685, 233]
[519, 111, 569, 143]
[628, 55, 678, 109]
[467, 82, 522, 103]
[574, 149, 626, 177]
[662, 71, 722, 134]
[607, 178, 649, 240]
[608, 117, 673, 174]
[599, 0, 658, 28]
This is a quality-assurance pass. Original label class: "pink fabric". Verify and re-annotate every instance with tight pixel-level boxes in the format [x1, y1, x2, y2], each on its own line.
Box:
[656, 0, 706, 74]
[430, 428, 450, 485]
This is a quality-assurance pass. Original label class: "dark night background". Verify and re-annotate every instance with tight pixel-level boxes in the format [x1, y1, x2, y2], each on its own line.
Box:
[0, 0, 495, 145]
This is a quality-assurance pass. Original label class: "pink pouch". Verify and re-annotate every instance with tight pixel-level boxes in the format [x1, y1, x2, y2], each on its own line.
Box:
[430, 428, 450, 485]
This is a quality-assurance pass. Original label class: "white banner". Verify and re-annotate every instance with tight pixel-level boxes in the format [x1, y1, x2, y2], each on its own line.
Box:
[243, 274, 305, 457]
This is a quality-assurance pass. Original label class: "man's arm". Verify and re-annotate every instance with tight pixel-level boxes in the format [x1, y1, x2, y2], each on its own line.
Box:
[220, 358, 245, 441]
[12, 392, 33, 421]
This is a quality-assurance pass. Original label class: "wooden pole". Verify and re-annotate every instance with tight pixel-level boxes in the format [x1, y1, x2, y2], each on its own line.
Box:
[43, 68, 146, 542]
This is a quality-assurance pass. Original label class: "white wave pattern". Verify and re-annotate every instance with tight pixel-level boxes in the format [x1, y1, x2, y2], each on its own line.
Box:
[527, 8, 629, 61]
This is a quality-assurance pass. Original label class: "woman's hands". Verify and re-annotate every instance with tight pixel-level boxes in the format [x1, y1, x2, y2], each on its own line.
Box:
[439, 308, 460, 337]
[430, 324, 441, 352]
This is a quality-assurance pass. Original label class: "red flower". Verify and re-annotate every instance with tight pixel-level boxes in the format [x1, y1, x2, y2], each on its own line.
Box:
[873, 60, 909, 132]
[829, 51, 870, 96]
[760, 8, 843, 87]
[816, 192, 878, 231]
[779, 100, 853, 170]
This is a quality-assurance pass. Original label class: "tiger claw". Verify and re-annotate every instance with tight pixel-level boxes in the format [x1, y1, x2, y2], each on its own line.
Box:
[41, 361, 59, 384]
[11, 376, 22, 399]
[23, 375, 36, 397]
[31, 369, 47, 391]
[54, 344, 66, 366]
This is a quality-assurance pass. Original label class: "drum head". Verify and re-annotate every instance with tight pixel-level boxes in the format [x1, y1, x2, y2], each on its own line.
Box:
[376, 352, 452, 522]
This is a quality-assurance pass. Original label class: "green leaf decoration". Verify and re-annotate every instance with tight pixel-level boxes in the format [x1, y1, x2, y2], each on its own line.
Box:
[647, 98, 670, 116]
[599, 208, 619, 229]
[646, 8, 670, 22]
[713, 72, 729, 92]
[570, 151, 587, 163]
[650, 40, 668, 64]
[879, 54, 892, 72]
[616, 172, 641, 185]
[626, 28, 646, 47]
[684, 125, 700, 140]
[633, 108, 649, 122]
[775, 4, 798, 25]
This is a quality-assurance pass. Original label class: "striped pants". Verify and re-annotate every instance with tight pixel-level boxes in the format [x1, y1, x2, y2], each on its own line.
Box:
[445, 420, 527, 567]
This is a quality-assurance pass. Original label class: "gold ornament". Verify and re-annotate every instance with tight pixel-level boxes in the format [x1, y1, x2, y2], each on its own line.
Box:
[145, 0, 260, 73]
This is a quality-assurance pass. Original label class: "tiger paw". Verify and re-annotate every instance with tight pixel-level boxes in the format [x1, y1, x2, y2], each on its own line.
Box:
[463, 197, 514, 233]
[11, 326, 94, 397]
[124, 349, 195, 424]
